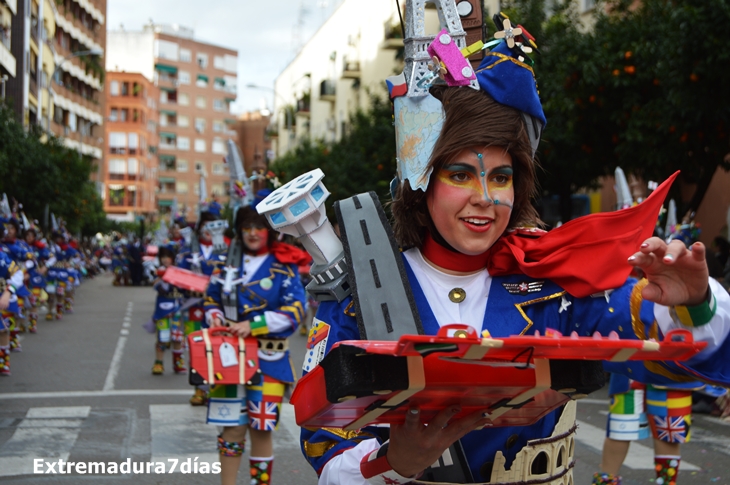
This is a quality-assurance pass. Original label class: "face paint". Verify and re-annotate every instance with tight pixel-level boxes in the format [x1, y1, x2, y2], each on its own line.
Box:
[437, 154, 514, 209]
[427, 146, 514, 256]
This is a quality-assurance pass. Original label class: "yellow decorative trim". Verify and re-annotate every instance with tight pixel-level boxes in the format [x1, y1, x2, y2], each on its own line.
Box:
[344, 301, 356, 317]
[302, 428, 374, 458]
[630, 279, 697, 383]
[279, 305, 302, 324]
[514, 291, 566, 335]
[629, 279, 650, 339]
[476, 52, 536, 78]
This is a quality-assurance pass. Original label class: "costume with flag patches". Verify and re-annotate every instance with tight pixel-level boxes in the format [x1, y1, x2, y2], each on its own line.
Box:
[284, 5, 730, 485]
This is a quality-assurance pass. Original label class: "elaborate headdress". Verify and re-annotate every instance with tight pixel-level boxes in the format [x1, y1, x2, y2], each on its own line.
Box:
[387, 4, 544, 193]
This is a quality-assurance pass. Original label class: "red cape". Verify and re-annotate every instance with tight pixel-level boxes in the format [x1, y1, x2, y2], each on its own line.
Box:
[486, 171, 679, 297]
[271, 242, 313, 272]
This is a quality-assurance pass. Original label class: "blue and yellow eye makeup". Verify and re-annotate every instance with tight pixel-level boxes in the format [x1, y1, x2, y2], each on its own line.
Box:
[435, 151, 514, 208]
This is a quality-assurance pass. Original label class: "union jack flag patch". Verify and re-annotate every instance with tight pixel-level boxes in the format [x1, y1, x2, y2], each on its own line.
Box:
[248, 401, 279, 431]
[652, 415, 689, 443]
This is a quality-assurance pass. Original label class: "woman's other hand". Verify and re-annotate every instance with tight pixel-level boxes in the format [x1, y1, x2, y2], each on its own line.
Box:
[628, 237, 710, 306]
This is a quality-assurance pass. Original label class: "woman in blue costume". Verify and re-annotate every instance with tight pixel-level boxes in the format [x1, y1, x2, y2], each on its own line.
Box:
[298, 26, 730, 485]
[204, 206, 306, 485]
[0, 223, 27, 376]
[177, 211, 229, 405]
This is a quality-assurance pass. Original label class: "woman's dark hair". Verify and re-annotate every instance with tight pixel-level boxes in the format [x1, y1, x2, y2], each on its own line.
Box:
[158, 246, 176, 261]
[391, 85, 540, 248]
[195, 211, 218, 236]
[234, 206, 277, 248]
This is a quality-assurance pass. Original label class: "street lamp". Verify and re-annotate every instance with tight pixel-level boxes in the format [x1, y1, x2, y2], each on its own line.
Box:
[246, 83, 294, 151]
[47, 49, 103, 133]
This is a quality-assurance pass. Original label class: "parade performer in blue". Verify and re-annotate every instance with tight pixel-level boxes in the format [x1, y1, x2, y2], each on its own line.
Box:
[177, 208, 230, 405]
[203, 205, 307, 485]
[150, 245, 186, 375]
[284, 7, 730, 485]
[0, 224, 27, 376]
[1, 216, 33, 341]
[23, 225, 49, 334]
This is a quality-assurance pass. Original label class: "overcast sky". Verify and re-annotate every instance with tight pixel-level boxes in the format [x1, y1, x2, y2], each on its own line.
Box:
[106, 0, 345, 114]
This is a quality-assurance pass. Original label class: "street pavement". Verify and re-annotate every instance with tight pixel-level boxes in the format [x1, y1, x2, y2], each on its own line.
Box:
[2, 275, 730, 484]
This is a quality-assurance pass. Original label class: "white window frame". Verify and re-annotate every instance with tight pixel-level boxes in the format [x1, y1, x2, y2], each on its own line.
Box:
[177, 137, 190, 151]
[178, 71, 191, 84]
[194, 139, 206, 153]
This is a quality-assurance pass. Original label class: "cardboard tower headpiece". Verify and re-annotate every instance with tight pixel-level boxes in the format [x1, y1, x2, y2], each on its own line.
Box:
[387, 2, 544, 193]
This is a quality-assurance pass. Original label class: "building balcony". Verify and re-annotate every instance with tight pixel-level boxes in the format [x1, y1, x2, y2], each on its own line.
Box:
[320, 80, 336, 102]
[296, 95, 311, 115]
[342, 59, 361, 79]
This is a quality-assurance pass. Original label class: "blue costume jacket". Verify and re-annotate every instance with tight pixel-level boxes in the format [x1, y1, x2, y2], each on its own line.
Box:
[204, 252, 307, 384]
[300, 252, 730, 482]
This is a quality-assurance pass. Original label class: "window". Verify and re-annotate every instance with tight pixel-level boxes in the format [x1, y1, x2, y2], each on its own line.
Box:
[160, 91, 168, 104]
[180, 48, 192, 62]
[211, 183, 224, 195]
[177, 137, 190, 150]
[196, 75, 208, 88]
[155, 39, 180, 61]
[194, 118, 206, 133]
[195, 161, 205, 173]
[178, 115, 190, 127]
[122, 82, 129, 96]
[213, 120, 224, 132]
[177, 159, 188, 172]
[212, 138, 225, 154]
[128, 158, 138, 175]
[148, 120, 156, 132]
[108, 159, 126, 176]
[120, 109, 128, 122]
[68, 112, 77, 132]
[179, 71, 191, 84]
[159, 113, 168, 127]
[109, 132, 126, 154]
[196, 53, 208, 69]
[109, 185, 125, 206]
[212, 163, 225, 175]
[196, 96, 206, 108]
[176, 181, 189, 194]
[581, 0, 596, 11]
[110, 81, 119, 96]
[214, 56, 225, 70]
[128, 133, 139, 155]
[110, 108, 118, 122]
[194, 139, 206, 153]
[213, 99, 225, 111]
[179, 93, 190, 106]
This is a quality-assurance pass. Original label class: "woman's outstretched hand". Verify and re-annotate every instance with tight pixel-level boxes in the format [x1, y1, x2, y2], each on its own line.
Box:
[386, 406, 492, 478]
[628, 237, 709, 307]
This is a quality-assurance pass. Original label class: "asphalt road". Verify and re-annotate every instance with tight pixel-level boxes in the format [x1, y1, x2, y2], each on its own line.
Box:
[2, 275, 730, 484]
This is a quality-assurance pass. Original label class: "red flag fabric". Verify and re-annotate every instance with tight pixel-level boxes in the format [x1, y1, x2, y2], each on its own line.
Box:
[270, 242, 313, 267]
[486, 171, 679, 297]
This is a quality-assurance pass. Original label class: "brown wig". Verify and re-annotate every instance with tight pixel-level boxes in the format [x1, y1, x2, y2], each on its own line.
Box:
[391, 85, 540, 248]
[234, 206, 277, 248]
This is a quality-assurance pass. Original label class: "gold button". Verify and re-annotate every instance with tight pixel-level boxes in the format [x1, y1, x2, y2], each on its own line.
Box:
[608, 307, 614, 313]
[449, 288, 466, 303]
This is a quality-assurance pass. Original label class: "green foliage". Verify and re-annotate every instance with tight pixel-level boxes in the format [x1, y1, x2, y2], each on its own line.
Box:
[271, 95, 396, 214]
[0, 103, 108, 236]
[503, 0, 730, 221]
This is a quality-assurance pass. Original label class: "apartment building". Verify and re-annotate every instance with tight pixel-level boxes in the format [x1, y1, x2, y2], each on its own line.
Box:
[103, 72, 158, 221]
[234, 111, 271, 177]
[0, 0, 16, 90]
[106, 25, 238, 221]
[272, 0, 498, 158]
[47, 0, 105, 162]
[6, 0, 64, 129]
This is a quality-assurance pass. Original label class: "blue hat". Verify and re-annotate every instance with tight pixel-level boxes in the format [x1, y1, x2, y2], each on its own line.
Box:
[252, 189, 273, 208]
[475, 40, 546, 127]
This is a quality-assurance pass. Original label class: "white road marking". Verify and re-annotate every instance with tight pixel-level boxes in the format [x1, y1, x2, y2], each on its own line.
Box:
[0, 389, 192, 400]
[102, 336, 127, 391]
[26, 406, 91, 418]
[150, 404, 219, 467]
[102, 302, 133, 391]
[0, 406, 90, 477]
[575, 419, 700, 470]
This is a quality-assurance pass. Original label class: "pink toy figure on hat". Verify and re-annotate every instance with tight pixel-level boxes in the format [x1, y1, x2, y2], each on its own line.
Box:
[427, 28, 476, 87]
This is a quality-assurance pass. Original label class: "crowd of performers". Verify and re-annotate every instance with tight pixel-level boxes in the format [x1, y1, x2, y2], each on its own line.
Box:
[142, 189, 311, 485]
[0, 197, 95, 377]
